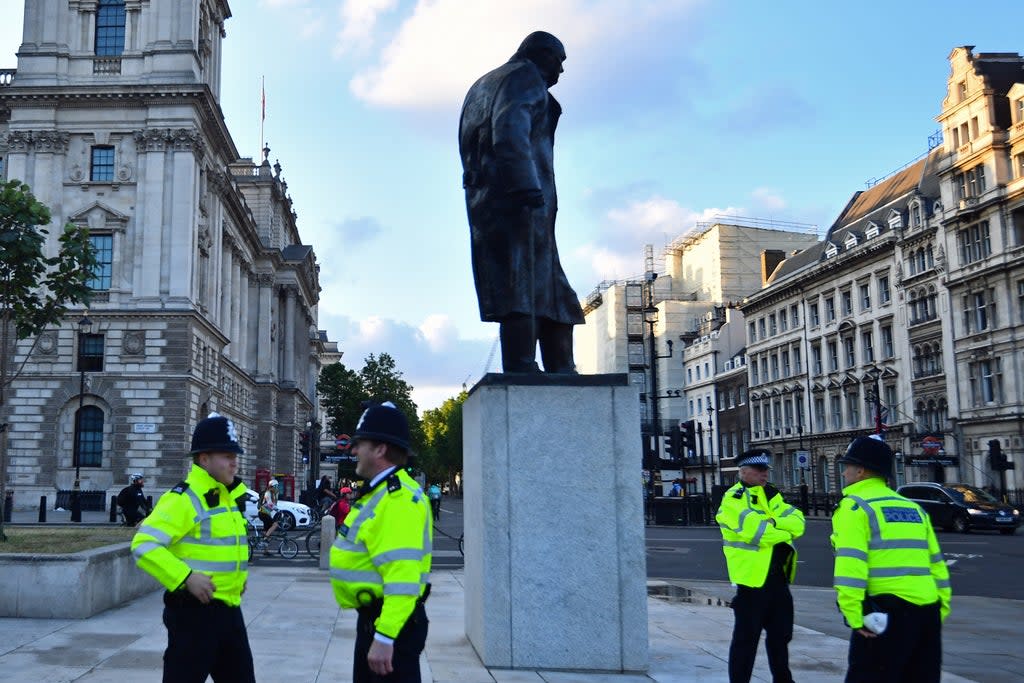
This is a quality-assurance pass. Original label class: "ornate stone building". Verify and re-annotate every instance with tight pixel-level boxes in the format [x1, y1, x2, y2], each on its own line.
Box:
[0, 1, 331, 507]
[742, 152, 945, 493]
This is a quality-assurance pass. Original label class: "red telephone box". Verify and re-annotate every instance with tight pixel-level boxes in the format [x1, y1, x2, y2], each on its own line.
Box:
[253, 469, 295, 500]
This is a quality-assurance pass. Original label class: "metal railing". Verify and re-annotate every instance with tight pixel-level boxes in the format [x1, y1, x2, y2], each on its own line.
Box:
[0, 69, 15, 86]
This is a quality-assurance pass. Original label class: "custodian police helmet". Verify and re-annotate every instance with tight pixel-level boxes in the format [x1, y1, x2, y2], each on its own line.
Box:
[837, 435, 892, 475]
[190, 412, 244, 456]
[352, 401, 411, 451]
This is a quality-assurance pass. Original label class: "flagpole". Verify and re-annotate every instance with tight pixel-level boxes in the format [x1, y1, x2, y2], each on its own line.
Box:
[259, 75, 265, 161]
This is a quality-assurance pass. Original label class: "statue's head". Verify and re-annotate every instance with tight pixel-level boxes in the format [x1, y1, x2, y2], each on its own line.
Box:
[515, 31, 566, 87]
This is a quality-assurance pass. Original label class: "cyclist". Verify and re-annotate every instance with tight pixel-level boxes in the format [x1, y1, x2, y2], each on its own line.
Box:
[117, 473, 151, 526]
[316, 475, 338, 513]
[328, 486, 353, 527]
[258, 479, 282, 543]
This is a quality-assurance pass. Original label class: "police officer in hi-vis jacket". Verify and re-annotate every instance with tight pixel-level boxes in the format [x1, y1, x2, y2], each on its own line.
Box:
[131, 412, 254, 683]
[329, 401, 432, 682]
[831, 435, 951, 683]
[716, 449, 805, 683]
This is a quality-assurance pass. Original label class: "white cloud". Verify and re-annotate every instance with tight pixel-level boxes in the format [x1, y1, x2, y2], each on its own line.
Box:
[321, 312, 495, 411]
[335, 0, 399, 55]
[572, 243, 637, 281]
[570, 195, 746, 283]
[419, 314, 458, 352]
[347, 0, 705, 113]
[751, 187, 787, 212]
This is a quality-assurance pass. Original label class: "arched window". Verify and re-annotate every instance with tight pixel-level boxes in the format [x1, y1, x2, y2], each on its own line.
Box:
[913, 345, 923, 375]
[926, 244, 935, 269]
[75, 406, 104, 467]
[916, 249, 926, 273]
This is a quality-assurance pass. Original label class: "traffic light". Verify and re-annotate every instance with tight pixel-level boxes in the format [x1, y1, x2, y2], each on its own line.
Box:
[989, 439, 1014, 470]
[679, 420, 697, 456]
[663, 432, 674, 460]
[299, 431, 311, 462]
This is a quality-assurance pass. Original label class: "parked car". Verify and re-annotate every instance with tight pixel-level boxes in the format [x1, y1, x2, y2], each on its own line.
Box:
[243, 488, 313, 530]
[897, 482, 1021, 534]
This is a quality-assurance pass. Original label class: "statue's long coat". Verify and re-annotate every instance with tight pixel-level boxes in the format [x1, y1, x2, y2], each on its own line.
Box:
[459, 57, 585, 326]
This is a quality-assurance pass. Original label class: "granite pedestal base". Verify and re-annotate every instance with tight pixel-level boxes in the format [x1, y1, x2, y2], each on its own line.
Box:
[462, 373, 648, 672]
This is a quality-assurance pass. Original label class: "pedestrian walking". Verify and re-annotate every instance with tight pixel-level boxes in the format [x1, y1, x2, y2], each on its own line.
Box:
[130, 412, 255, 683]
[831, 435, 951, 683]
[329, 401, 432, 682]
[715, 449, 805, 683]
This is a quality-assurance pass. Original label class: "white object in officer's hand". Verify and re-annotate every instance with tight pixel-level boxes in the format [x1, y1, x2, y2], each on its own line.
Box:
[863, 612, 888, 634]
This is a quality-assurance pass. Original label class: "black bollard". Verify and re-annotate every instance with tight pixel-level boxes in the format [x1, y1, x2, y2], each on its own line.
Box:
[110, 495, 118, 523]
[147, 495, 153, 509]
[799, 483, 809, 515]
[38, 496, 47, 523]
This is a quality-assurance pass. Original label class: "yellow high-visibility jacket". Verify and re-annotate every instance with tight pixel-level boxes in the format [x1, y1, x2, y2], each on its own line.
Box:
[831, 477, 951, 629]
[131, 466, 249, 606]
[329, 467, 432, 639]
[716, 482, 805, 587]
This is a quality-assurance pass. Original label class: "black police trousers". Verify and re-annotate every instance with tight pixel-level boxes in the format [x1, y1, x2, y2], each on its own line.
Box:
[354, 601, 429, 682]
[729, 574, 795, 683]
[845, 596, 941, 683]
[162, 591, 256, 683]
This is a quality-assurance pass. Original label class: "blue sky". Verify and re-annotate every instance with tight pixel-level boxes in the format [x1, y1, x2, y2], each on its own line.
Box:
[4, 1, 1024, 412]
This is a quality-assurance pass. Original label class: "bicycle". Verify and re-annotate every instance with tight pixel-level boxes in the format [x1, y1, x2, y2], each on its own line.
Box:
[305, 522, 324, 559]
[247, 522, 298, 560]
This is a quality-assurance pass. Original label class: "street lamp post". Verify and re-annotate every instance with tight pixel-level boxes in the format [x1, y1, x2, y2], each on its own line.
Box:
[706, 406, 716, 486]
[795, 387, 809, 513]
[706, 406, 715, 522]
[70, 312, 93, 523]
[642, 292, 673, 464]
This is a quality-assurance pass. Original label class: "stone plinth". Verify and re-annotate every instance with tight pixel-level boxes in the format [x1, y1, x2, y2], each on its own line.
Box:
[462, 373, 648, 672]
[0, 542, 160, 618]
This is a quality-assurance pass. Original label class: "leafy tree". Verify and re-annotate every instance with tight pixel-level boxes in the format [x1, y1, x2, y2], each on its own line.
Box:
[317, 352, 423, 455]
[0, 180, 97, 541]
[420, 390, 467, 486]
[317, 362, 366, 437]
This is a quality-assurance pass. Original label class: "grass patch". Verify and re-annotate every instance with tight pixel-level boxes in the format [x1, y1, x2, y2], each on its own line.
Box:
[0, 526, 136, 554]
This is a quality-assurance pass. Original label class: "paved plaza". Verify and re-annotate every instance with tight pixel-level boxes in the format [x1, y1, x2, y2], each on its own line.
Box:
[0, 561, 980, 683]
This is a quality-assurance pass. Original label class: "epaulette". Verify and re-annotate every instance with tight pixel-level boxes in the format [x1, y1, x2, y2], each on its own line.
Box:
[386, 474, 402, 494]
[170, 480, 190, 494]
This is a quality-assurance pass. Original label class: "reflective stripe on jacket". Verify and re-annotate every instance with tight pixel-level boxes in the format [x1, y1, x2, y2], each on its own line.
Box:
[830, 477, 951, 629]
[130, 466, 249, 606]
[715, 482, 805, 588]
[329, 468, 432, 639]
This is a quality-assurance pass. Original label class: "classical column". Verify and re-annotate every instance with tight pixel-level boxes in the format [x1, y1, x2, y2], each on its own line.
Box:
[256, 274, 273, 378]
[230, 255, 241, 363]
[239, 267, 251, 371]
[133, 129, 172, 300]
[219, 237, 232, 340]
[283, 286, 296, 384]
